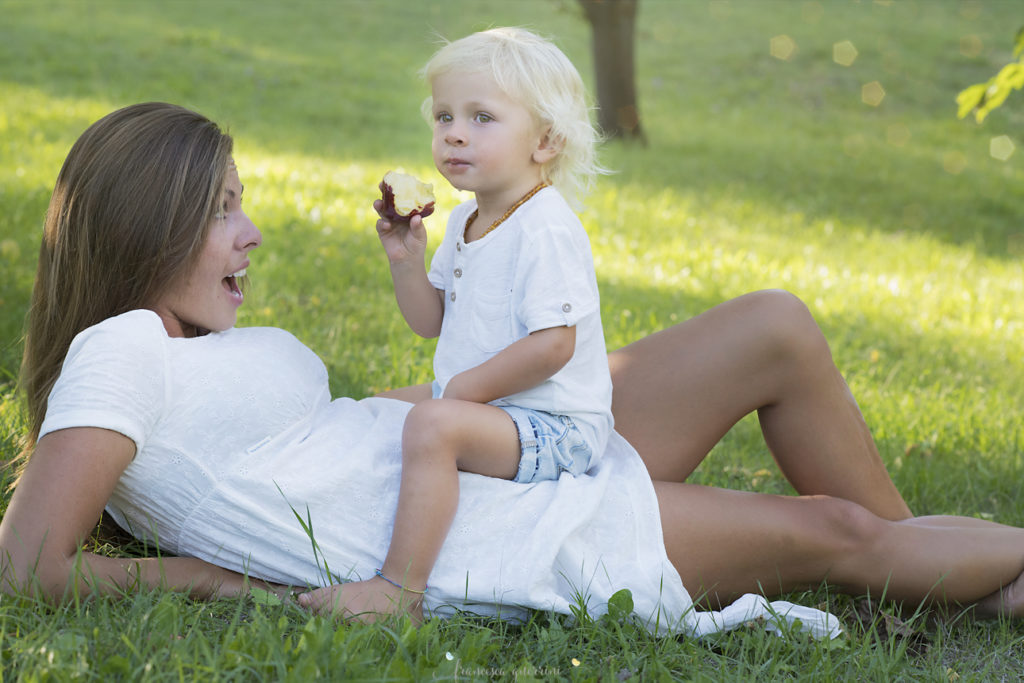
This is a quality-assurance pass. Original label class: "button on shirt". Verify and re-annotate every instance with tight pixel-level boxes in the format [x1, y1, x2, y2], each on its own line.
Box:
[426, 187, 614, 461]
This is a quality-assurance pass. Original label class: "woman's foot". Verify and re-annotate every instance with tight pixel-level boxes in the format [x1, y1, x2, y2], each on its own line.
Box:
[974, 570, 1024, 619]
[297, 576, 424, 624]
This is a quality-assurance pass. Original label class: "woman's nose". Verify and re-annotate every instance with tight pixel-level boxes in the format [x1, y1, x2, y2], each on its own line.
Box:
[240, 212, 262, 250]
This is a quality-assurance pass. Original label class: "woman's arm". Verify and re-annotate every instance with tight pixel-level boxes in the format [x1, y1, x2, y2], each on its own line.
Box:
[0, 427, 256, 601]
[443, 325, 575, 403]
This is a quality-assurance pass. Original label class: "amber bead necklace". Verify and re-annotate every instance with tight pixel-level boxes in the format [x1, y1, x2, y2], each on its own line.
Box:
[463, 182, 549, 242]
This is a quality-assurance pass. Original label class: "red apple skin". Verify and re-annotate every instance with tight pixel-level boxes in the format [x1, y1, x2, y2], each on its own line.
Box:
[381, 181, 435, 221]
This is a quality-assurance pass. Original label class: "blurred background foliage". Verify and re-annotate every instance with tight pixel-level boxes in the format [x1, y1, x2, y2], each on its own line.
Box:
[1, 1, 1023, 678]
[1, 0, 1021, 511]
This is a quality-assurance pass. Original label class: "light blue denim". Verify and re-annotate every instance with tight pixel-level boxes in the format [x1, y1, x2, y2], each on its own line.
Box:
[502, 406, 594, 483]
[430, 381, 594, 483]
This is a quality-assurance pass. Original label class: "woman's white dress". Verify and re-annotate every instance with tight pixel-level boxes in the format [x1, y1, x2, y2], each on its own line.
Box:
[40, 310, 840, 638]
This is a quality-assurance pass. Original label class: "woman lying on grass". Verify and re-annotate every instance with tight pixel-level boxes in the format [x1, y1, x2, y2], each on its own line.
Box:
[2, 102, 1024, 638]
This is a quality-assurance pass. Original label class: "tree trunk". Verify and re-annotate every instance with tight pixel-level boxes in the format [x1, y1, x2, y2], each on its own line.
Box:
[578, 0, 645, 143]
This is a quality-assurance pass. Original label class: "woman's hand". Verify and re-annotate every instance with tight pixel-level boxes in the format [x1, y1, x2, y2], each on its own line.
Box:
[0, 427, 250, 602]
[296, 577, 424, 625]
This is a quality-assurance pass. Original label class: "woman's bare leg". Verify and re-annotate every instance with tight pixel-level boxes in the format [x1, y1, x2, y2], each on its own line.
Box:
[376, 383, 433, 403]
[654, 482, 1024, 613]
[609, 290, 912, 521]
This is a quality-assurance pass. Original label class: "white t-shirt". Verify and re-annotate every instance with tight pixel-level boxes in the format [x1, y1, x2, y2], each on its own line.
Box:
[427, 187, 613, 457]
[38, 310, 840, 639]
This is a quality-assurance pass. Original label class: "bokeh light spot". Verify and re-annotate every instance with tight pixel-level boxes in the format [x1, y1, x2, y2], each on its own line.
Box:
[861, 81, 885, 106]
[886, 123, 911, 147]
[833, 40, 858, 66]
[943, 151, 967, 175]
[959, 35, 983, 58]
[770, 34, 797, 61]
[990, 135, 1015, 161]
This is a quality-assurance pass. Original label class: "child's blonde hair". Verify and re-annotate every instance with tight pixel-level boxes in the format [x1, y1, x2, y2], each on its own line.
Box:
[420, 27, 606, 209]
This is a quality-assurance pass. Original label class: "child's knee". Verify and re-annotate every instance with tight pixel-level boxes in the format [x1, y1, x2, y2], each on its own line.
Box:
[402, 399, 462, 453]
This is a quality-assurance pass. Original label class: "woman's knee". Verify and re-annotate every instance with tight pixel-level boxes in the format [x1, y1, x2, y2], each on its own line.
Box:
[801, 495, 886, 558]
[744, 289, 832, 367]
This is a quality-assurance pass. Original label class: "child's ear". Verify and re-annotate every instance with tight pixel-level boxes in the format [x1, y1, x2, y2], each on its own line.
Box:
[532, 128, 562, 164]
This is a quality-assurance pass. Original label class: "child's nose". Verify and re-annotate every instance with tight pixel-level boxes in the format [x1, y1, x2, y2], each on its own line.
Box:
[445, 124, 466, 145]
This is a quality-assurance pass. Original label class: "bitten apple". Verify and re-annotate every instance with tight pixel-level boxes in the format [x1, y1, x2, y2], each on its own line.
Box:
[380, 171, 435, 221]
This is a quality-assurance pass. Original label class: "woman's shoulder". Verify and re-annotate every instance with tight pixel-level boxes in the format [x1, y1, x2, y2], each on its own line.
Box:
[66, 309, 168, 358]
[42, 310, 171, 445]
[56, 311, 172, 382]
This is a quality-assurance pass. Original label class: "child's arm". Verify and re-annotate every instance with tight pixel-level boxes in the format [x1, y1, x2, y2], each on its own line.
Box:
[374, 207, 444, 338]
[443, 325, 576, 403]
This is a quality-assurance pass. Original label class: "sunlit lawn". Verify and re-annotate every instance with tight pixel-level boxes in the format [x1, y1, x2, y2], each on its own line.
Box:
[1, 0, 1023, 679]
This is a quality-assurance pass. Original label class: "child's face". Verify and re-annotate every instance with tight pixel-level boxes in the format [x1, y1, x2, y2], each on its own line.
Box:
[430, 69, 555, 205]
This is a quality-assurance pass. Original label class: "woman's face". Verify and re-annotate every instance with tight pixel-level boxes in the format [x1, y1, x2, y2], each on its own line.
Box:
[151, 162, 262, 338]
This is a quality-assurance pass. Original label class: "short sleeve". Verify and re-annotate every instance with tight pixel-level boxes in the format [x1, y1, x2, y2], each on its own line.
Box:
[39, 310, 169, 452]
[514, 223, 599, 333]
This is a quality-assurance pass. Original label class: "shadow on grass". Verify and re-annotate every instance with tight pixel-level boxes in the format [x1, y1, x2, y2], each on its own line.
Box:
[4, 0, 1021, 261]
[604, 131, 1024, 262]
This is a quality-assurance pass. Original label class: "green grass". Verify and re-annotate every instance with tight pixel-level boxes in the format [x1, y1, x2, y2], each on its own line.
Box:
[2, 0, 1023, 679]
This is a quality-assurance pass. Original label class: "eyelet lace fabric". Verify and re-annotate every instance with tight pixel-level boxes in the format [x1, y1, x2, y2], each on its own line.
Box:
[41, 310, 840, 639]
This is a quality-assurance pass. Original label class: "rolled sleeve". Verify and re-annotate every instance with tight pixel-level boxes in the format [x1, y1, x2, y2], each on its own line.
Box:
[515, 223, 599, 333]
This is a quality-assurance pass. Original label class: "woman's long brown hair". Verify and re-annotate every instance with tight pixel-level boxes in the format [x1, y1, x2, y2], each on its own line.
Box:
[15, 102, 233, 478]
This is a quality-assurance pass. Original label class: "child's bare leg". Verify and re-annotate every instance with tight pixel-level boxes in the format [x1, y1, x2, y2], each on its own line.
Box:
[309, 399, 520, 622]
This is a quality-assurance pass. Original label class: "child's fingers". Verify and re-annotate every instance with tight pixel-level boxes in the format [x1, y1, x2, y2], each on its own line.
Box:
[409, 214, 427, 240]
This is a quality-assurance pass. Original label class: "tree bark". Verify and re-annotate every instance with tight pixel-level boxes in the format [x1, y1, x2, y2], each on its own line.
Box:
[578, 0, 645, 143]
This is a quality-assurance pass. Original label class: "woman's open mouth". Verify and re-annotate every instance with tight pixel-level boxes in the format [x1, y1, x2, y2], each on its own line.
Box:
[223, 268, 246, 301]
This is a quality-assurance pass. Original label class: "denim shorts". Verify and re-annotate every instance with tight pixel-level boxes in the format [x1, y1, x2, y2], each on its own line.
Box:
[429, 382, 594, 483]
[501, 406, 594, 483]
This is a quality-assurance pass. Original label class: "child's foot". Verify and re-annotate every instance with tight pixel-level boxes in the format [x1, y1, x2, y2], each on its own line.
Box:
[297, 576, 424, 624]
[974, 570, 1024, 619]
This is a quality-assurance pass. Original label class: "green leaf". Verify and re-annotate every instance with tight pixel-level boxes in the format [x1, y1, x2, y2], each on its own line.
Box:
[994, 62, 1024, 91]
[607, 588, 634, 619]
[955, 83, 988, 120]
[99, 655, 132, 676]
[250, 587, 283, 606]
